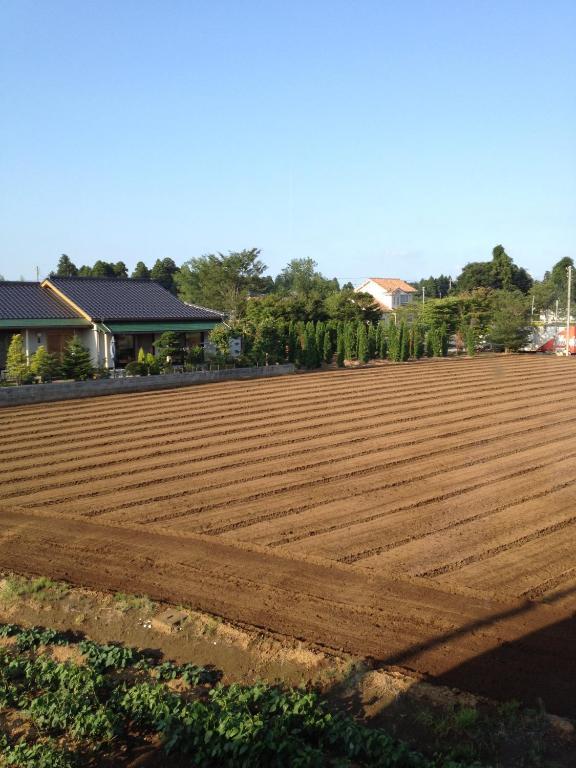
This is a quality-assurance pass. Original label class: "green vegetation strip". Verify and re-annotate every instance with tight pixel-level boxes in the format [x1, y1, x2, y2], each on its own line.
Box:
[0, 622, 479, 768]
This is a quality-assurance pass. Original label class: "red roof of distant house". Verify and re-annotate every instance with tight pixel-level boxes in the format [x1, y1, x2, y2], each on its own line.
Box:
[368, 278, 417, 293]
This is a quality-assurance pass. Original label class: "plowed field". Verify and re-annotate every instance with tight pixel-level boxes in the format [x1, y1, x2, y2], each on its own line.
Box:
[2, 355, 576, 714]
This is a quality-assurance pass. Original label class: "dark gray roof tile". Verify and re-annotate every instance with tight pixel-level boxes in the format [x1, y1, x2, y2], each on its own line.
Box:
[48, 277, 223, 322]
[0, 282, 84, 320]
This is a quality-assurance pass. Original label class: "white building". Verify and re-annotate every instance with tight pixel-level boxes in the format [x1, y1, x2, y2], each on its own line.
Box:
[354, 278, 417, 313]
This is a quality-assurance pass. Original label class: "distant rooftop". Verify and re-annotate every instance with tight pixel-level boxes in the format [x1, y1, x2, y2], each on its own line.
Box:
[46, 277, 223, 322]
[367, 278, 417, 293]
[0, 282, 84, 320]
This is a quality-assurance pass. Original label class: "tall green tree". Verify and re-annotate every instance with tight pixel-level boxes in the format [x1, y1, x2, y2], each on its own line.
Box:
[112, 261, 128, 278]
[412, 274, 453, 298]
[387, 323, 399, 361]
[398, 322, 410, 361]
[176, 249, 268, 317]
[531, 257, 574, 312]
[91, 260, 116, 278]
[274, 258, 339, 297]
[344, 321, 358, 360]
[378, 323, 388, 359]
[132, 261, 151, 279]
[30, 345, 60, 382]
[336, 328, 345, 367]
[357, 324, 369, 363]
[6, 334, 28, 384]
[491, 245, 514, 291]
[465, 325, 476, 357]
[324, 288, 381, 324]
[53, 254, 78, 277]
[151, 258, 179, 294]
[487, 291, 531, 352]
[60, 337, 93, 380]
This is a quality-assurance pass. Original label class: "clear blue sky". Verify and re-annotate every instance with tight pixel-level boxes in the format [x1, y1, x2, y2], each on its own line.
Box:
[1, 0, 574, 283]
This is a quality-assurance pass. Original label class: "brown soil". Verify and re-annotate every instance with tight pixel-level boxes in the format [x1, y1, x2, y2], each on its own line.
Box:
[2, 355, 576, 716]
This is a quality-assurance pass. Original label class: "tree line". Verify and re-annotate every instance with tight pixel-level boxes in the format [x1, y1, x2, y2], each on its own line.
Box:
[210, 318, 455, 370]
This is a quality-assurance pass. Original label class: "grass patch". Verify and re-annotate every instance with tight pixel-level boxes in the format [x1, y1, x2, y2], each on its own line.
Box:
[201, 616, 221, 637]
[111, 592, 154, 616]
[0, 575, 69, 606]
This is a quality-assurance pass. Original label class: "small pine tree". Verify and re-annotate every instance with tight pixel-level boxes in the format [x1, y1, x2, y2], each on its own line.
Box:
[60, 336, 94, 380]
[6, 334, 28, 384]
[305, 326, 318, 369]
[137, 347, 146, 363]
[367, 325, 377, 360]
[399, 322, 410, 361]
[345, 322, 358, 360]
[155, 331, 182, 364]
[336, 329, 345, 367]
[440, 324, 449, 356]
[375, 323, 383, 359]
[357, 324, 369, 363]
[465, 325, 476, 357]
[30, 345, 59, 382]
[287, 321, 297, 363]
[412, 325, 425, 359]
[429, 326, 445, 357]
[388, 323, 399, 361]
[323, 330, 332, 363]
[315, 322, 325, 360]
[378, 323, 388, 360]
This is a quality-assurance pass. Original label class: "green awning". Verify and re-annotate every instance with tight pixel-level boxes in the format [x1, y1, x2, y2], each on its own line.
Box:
[106, 322, 219, 333]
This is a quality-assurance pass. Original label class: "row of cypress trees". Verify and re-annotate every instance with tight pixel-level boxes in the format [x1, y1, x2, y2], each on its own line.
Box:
[245, 319, 449, 369]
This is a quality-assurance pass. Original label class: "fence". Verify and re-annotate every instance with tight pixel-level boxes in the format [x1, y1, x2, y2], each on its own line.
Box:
[0, 364, 295, 407]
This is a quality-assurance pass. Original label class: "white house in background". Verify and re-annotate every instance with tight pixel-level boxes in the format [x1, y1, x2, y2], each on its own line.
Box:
[354, 278, 417, 313]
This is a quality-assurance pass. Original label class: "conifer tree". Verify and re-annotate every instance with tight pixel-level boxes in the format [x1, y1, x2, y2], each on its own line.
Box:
[357, 324, 369, 363]
[367, 325, 377, 360]
[412, 325, 425, 359]
[440, 324, 449, 356]
[336, 330, 345, 367]
[30, 345, 59, 382]
[398, 322, 410, 361]
[378, 324, 388, 360]
[287, 321, 297, 363]
[305, 325, 318, 368]
[465, 325, 476, 357]
[348, 322, 358, 360]
[315, 322, 325, 360]
[6, 334, 28, 384]
[375, 323, 383, 359]
[388, 323, 399, 361]
[60, 336, 94, 380]
[323, 330, 332, 363]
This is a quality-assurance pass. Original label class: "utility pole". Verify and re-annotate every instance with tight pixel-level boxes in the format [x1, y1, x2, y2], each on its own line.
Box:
[566, 264, 572, 356]
[530, 294, 535, 322]
[422, 286, 425, 305]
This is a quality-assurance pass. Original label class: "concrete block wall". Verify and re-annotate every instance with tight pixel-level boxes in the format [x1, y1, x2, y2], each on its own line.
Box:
[0, 364, 295, 407]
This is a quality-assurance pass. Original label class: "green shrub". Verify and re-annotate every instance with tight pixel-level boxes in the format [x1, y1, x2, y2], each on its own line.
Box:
[60, 337, 93, 380]
[5, 334, 29, 384]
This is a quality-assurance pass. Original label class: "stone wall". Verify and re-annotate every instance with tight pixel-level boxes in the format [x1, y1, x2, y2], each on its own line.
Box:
[0, 364, 295, 407]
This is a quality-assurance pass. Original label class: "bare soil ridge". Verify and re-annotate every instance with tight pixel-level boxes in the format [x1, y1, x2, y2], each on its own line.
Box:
[1, 355, 576, 715]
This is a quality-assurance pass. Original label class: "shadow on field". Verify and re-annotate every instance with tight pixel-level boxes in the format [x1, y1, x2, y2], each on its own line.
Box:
[376, 584, 576, 718]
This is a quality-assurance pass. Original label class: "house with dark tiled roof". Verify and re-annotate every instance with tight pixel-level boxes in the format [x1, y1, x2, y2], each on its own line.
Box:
[0, 277, 222, 369]
[354, 278, 417, 313]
